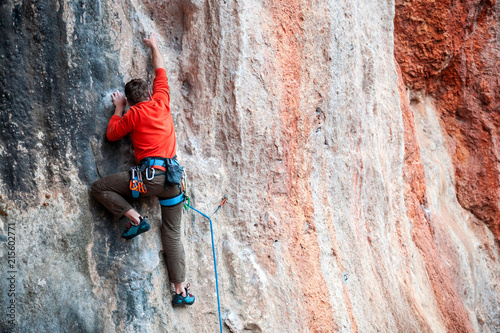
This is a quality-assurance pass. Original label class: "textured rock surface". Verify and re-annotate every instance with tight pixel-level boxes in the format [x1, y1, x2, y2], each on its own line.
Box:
[395, 0, 500, 241]
[395, 2, 500, 330]
[0, 0, 498, 332]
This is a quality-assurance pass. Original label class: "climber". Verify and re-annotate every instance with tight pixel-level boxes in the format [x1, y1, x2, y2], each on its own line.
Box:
[91, 32, 194, 306]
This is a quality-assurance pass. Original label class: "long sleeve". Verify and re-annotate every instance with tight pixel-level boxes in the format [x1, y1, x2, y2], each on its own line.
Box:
[106, 112, 134, 141]
[152, 68, 170, 107]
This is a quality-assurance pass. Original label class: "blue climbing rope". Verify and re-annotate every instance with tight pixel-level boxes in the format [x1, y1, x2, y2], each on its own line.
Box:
[185, 195, 227, 333]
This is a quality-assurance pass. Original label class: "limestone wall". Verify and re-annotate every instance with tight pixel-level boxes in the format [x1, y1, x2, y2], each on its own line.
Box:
[0, 0, 498, 332]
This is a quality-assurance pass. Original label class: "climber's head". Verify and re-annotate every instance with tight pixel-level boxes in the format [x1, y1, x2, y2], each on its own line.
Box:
[125, 79, 150, 106]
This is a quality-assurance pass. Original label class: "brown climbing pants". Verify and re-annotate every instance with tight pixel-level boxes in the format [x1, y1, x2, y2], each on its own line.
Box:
[91, 171, 185, 283]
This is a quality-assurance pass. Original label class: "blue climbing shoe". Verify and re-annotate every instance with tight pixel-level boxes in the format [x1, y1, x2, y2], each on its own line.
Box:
[122, 217, 151, 240]
[172, 284, 195, 306]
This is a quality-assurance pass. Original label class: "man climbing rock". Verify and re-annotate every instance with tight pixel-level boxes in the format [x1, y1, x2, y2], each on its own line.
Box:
[91, 32, 194, 306]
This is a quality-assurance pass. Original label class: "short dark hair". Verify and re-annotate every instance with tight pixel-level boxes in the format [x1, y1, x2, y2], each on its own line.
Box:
[125, 79, 149, 106]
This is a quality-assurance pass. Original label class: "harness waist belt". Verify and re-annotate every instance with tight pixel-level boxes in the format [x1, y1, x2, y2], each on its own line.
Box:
[140, 156, 179, 170]
[150, 158, 168, 168]
[140, 156, 178, 180]
[159, 192, 184, 207]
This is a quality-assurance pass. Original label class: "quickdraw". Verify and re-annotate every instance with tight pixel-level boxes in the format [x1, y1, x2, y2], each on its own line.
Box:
[130, 166, 147, 198]
[137, 170, 147, 193]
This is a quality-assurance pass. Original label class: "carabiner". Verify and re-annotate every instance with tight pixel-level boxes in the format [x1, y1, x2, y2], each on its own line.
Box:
[130, 180, 139, 191]
[138, 182, 147, 193]
[183, 196, 191, 211]
[146, 167, 155, 181]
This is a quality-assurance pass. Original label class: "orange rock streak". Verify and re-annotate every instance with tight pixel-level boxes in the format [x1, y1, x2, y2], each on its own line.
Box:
[266, 1, 336, 331]
[395, 0, 500, 242]
[397, 62, 474, 333]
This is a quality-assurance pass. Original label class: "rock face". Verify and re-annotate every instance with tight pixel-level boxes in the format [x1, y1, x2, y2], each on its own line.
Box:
[394, 0, 500, 241]
[0, 1, 498, 332]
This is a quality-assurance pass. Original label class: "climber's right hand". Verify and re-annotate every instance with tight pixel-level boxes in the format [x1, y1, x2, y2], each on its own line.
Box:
[111, 91, 127, 114]
[143, 32, 159, 49]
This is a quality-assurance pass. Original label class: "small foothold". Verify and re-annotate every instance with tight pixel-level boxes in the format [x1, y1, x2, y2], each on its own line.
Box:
[342, 272, 348, 284]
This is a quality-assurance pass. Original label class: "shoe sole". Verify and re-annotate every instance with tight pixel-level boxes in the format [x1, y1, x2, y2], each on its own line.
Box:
[172, 299, 195, 307]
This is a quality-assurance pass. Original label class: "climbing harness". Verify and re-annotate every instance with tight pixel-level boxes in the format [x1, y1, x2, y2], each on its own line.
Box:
[129, 156, 183, 198]
[184, 194, 228, 333]
[158, 167, 187, 208]
[139, 156, 183, 186]
[159, 192, 185, 207]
